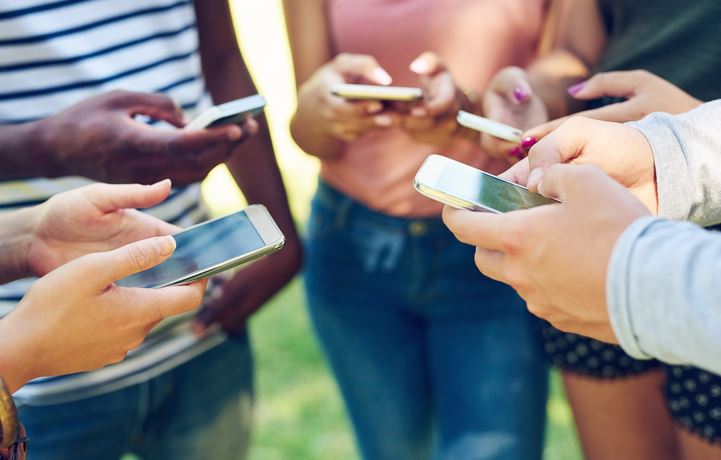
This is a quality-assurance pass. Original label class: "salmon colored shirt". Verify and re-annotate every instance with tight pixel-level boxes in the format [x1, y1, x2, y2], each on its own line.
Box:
[322, 0, 546, 217]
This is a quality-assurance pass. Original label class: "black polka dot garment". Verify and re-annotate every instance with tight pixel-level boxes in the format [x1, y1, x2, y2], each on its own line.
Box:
[541, 323, 662, 378]
[665, 365, 721, 444]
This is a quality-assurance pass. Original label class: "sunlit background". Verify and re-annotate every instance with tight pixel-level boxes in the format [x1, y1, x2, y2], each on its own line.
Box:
[197, 1, 584, 459]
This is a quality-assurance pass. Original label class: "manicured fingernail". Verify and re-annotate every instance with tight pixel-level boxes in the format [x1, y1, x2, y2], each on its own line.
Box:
[567, 82, 586, 96]
[410, 56, 431, 74]
[521, 136, 538, 149]
[372, 68, 393, 85]
[411, 107, 427, 117]
[151, 178, 172, 188]
[513, 85, 531, 103]
[374, 115, 393, 127]
[508, 146, 525, 159]
[367, 102, 383, 114]
[528, 168, 544, 187]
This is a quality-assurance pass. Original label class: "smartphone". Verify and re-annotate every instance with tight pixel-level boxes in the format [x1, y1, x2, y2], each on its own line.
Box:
[331, 83, 423, 102]
[117, 205, 285, 289]
[184, 95, 266, 130]
[457, 110, 523, 144]
[414, 154, 558, 213]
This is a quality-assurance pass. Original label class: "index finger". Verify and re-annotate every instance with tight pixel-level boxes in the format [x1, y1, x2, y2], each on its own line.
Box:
[441, 206, 510, 251]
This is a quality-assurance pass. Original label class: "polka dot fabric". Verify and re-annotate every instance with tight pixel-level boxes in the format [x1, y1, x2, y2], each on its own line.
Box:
[540, 323, 662, 378]
[665, 365, 721, 444]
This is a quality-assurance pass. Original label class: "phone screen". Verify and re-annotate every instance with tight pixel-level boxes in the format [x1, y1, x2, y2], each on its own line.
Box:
[437, 161, 556, 212]
[117, 211, 266, 289]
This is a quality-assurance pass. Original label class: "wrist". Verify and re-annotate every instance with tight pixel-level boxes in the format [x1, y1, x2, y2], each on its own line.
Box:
[0, 208, 39, 283]
[0, 316, 37, 394]
[26, 117, 66, 178]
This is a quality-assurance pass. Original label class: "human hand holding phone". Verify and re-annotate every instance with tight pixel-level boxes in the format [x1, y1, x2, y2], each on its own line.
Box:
[480, 66, 548, 163]
[502, 117, 658, 213]
[442, 164, 649, 343]
[24, 180, 180, 279]
[0, 236, 207, 393]
[400, 52, 475, 148]
[31, 90, 253, 185]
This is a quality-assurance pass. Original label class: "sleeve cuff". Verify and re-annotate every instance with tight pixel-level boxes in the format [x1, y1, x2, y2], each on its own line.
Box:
[606, 216, 663, 360]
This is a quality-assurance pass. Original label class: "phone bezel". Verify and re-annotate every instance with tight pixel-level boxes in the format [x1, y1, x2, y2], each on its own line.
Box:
[413, 154, 557, 213]
[184, 95, 267, 131]
[456, 111, 523, 144]
[134, 205, 285, 289]
[331, 83, 423, 102]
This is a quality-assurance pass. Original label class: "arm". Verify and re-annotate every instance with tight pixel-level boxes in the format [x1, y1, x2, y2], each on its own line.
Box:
[608, 217, 721, 374]
[0, 208, 36, 284]
[191, 1, 302, 334]
[630, 100, 721, 226]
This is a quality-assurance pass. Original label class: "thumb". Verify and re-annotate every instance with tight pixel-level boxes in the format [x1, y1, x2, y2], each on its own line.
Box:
[85, 179, 172, 213]
[93, 236, 177, 286]
[537, 164, 604, 203]
[108, 91, 185, 127]
[525, 117, 597, 191]
[333, 54, 393, 85]
[567, 71, 637, 101]
[409, 52, 445, 76]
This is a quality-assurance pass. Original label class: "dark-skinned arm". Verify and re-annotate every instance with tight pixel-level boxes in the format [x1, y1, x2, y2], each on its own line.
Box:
[191, 0, 302, 335]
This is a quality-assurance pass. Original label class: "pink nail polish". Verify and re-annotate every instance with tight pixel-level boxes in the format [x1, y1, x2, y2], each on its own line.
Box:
[521, 136, 538, 149]
[513, 86, 530, 103]
[508, 146, 525, 159]
[567, 82, 586, 96]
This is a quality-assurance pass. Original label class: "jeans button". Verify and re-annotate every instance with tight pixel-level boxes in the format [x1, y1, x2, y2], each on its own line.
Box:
[409, 221, 427, 236]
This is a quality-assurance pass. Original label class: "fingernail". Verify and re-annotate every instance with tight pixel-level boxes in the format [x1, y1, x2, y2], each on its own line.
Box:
[410, 56, 431, 74]
[156, 235, 176, 256]
[513, 85, 531, 103]
[411, 107, 427, 117]
[372, 68, 393, 85]
[567, 82, 586, 96]
[521, 136, 538, 149]
[508, 146, 525, 159]
[227, 126, 243, 141]
[528, 168, 544, 187]
[366, 102, 383, 114]
[374, 115, 393, 127]
[151, 178, 172, 188]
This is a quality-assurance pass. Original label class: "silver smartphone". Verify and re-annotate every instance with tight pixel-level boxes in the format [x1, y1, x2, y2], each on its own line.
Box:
[117, 205, 285, 289]
[184, 95, 267, 130]
[457, 110, 523, 144]
[414, 154, 558, 213]
[331, 83, 423, 102]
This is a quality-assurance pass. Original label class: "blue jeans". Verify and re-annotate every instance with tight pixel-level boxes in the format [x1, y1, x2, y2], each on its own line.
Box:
[304, 182, 548, 460]
[17, 334, 253, 460]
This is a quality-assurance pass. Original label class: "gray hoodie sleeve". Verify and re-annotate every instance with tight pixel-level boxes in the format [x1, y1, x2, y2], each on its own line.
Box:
[629, 100, 721, 226]
[608, 216, 721, 374]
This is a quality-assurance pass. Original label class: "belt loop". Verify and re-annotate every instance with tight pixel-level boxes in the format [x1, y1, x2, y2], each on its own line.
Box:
[334, 193, 354, 230]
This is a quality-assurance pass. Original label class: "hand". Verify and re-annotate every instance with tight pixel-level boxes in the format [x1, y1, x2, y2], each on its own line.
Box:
[296, 53, 398, 143]
[526, 70, 702, 139]
[26, 180, 179, 277]
[0, 236, 207, 393]
[398, 52, 473, 147]
[191, 237, 302, 336]
[502, 117, 658, 213]
[32, 90, 256, 185]
[443, 164, 650, 343]
[480, 67, 549, 163]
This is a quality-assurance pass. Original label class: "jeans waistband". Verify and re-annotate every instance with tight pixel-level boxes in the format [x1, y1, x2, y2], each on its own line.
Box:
[314, 180, 450, 237]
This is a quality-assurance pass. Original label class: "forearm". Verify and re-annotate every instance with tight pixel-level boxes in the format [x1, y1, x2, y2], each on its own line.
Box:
[289, 93, 345, 159]
[630, 100, 721, 226]
[0, 207, 37, 284]
[0, 314, 37, 393]
[0, 122, 55, 180]
[608, 217, 721, 374]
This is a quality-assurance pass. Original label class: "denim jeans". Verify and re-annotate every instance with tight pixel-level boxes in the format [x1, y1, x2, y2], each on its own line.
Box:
[16, 334, 253, 460]
[304, 182, 549, 460]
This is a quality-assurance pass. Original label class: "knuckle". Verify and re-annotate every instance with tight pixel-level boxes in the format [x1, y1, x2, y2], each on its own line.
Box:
[125, 244, 151, 272]
[500, 222, 527, 255]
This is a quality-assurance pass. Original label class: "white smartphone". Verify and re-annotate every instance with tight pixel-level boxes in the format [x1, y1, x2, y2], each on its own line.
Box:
[457, 110, 523, 144]
[414, 154, 558, 213]
[117, 205, 285, 289]
[331, 83, 423, 102]
[184, 95, 266, 130]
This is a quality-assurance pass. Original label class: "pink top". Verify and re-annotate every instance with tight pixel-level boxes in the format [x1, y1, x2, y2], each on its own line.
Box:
[322, 0, 546, 217]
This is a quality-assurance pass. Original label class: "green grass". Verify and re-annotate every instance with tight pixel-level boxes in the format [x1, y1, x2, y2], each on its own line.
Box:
[248, 277, 584, 460]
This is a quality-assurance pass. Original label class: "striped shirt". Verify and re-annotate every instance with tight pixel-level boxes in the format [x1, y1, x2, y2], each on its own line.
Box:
[0, 0, 228, 404]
